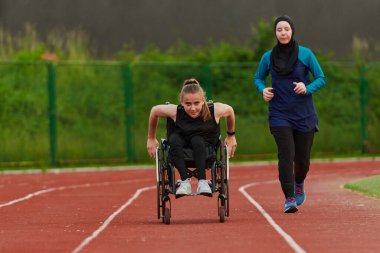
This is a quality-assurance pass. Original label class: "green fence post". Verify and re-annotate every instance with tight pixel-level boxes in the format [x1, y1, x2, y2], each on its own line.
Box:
[47, 62, 57, 167]
[359, 65, 368, 153]
[123, 64, 134, 162]
[202, 64, 212, 99]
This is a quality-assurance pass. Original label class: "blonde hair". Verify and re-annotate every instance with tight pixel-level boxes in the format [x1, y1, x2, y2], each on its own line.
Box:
[180, 78, 211, 121]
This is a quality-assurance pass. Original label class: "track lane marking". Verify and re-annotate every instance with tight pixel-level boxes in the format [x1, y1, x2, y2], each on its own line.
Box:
[239, 181, 307, 253]
[71, 186, 155, 253]
[0, 178, 152, 208]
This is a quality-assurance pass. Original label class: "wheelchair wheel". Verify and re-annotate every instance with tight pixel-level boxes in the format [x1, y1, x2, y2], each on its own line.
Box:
[157, 181, 161, 219]
[219, 206, 226, 223]
[163, 207, 171, 224]
[156, 148, 162, 219]
[217, 145, 229, 222]
[156, 146, 172, 224]
[223, 145, 230, 217]
[160, 167, 171, 224]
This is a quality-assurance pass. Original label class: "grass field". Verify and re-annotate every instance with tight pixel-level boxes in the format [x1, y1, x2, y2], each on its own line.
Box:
[344, 175, 380, 199]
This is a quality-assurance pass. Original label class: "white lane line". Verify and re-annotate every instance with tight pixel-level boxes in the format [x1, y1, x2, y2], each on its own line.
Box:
[239, 181, 307, 253]
[72, 185, 155, 253]
[0, 187, 59, 208]
[0, 178, 152, 208]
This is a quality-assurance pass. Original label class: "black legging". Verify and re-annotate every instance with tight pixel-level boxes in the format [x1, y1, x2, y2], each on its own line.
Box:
[270, 126, 315, 198]
[169, 133, 208, 181]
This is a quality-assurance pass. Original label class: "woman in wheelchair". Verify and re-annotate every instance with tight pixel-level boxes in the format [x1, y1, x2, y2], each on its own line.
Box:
[147, 78, 237, 196]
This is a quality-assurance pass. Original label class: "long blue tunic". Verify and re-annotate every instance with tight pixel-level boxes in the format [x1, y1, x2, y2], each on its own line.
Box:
[254, 46, 326, 132]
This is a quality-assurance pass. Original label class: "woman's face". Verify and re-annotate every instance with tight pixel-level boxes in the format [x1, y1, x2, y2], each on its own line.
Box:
[275, 21, 292, 44]
[181, 92, 204, 118]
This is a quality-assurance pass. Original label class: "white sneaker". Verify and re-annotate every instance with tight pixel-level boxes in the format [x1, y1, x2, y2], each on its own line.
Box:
[197, 179, 212, 195]
[176, 179, 191, 195]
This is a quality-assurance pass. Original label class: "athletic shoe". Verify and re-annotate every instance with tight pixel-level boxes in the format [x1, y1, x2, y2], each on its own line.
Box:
[284, 197, 298, 213]
[295, 181, 306, 206]
[176, 178, 191, 195]
[197, 179, 212, 195]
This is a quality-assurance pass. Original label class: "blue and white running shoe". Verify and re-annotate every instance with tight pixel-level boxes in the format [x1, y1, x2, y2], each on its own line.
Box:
[295, 181, 306, 206]
[284, 197, 298, 213]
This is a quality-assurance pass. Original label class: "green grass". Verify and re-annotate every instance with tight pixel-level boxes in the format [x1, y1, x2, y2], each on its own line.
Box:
[344, 175, 380, 199]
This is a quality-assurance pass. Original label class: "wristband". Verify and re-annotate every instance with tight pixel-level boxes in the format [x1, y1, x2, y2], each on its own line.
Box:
[227, 131, 235, 136]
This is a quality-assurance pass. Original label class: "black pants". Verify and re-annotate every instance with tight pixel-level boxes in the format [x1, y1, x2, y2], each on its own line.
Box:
[169, 133, 208, 181]
[270, 126, 315, 198]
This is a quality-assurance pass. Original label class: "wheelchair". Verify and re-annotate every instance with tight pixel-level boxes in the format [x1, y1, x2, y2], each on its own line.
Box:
[155, 116, 230, 224]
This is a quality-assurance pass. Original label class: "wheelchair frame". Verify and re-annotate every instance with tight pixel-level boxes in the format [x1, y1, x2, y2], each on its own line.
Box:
[155, 138, 230, 224]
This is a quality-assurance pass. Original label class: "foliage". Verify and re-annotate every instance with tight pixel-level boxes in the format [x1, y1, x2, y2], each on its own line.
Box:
[0, 20, 380, 167]
[0, 24, 94, 61]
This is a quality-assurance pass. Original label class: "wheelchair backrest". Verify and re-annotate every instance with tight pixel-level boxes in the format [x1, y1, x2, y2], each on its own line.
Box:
[166, 117, 178, 139]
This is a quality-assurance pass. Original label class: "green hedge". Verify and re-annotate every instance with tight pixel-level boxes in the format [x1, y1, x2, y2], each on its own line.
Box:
[0, 61, 379, 167]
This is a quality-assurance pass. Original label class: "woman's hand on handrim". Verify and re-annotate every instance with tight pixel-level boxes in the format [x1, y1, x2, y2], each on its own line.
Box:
[147, 138, 159, 158]
[224, 135, 237, 158]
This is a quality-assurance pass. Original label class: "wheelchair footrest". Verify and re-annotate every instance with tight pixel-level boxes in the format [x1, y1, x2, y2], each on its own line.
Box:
[175, 192, 213, 198]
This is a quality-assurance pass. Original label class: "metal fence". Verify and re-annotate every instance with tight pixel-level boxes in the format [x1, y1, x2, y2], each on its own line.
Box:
[0, 61, 378, 167]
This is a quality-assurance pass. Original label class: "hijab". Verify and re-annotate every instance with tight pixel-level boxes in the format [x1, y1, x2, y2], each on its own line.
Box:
[270, 15, 299, 76]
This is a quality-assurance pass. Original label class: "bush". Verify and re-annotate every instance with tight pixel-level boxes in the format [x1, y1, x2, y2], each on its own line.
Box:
[1, 20, 379, 167]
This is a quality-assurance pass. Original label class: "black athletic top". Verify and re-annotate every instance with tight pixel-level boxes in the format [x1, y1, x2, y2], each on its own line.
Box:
[174, 103, 220, 145]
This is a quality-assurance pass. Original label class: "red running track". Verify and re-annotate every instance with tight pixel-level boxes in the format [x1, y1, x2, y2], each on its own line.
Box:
[0, 160, 380, 253]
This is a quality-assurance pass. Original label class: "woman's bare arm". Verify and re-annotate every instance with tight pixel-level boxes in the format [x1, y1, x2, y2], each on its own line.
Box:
[214, 102, 237, 158]
[147, 104, 176, 158]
